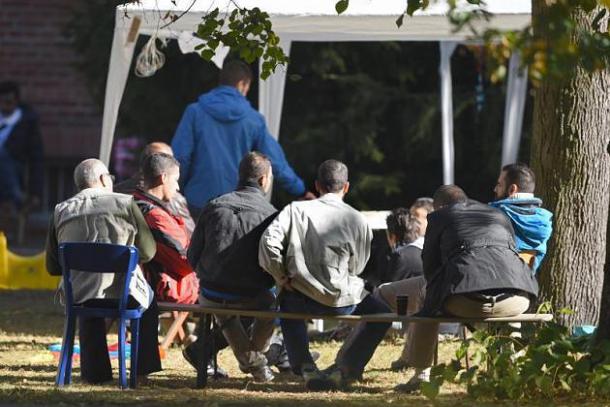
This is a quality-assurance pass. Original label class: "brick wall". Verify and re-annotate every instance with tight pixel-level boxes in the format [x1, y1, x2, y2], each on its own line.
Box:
[0, 0, 102, 158]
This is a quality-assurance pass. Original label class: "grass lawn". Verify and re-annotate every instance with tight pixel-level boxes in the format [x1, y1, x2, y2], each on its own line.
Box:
[0, 290, 604, 407]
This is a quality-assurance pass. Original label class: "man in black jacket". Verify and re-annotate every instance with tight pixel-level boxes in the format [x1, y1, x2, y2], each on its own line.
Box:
[376, 185, 538, 392]
[0, 81, 44, 210]
[185, 152, 277, 382]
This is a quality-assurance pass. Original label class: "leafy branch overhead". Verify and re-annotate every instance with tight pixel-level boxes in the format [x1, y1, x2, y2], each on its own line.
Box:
[335, 0, 610, 85]
[193, 6, 288, 79]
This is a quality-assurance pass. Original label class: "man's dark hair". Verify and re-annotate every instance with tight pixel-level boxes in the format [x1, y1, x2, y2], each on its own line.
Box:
[410, 197, 434, 214]
[239, 151, 271, 186]
[502, 163, 536, 193]
[433, 185, 468, 209]
[386, 208, 421, 244]
[317, 159, 348, 193]
[0, 81, 20, 99]
[219, 60, 253, 87]
[141, 153, 180, 186]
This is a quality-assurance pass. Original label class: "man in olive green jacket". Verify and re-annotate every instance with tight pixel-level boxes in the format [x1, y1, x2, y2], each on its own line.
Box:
[46, 158, 161, 384]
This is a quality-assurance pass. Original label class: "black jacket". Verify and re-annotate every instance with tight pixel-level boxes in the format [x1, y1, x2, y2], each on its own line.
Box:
[187, 183, 277, 296]
[3, 105, 44, 198]
[381, 243, 423, 284]
[421, 199, 539, 315]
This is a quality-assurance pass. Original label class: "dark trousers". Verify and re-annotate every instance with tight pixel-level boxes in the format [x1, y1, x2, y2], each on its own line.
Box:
[78, 297, 162, 383]
[280, 290, 391, 376]
[0, 147, 23, 207]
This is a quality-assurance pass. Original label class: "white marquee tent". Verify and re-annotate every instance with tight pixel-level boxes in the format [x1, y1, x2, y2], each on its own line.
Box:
[102, 0, 531, 184]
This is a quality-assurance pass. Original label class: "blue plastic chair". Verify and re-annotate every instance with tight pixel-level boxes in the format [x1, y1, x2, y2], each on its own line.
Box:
[55, 242, 142, 389]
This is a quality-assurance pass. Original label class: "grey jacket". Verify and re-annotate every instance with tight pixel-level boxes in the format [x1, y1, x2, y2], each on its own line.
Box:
[259, 193, 372, 307]
[46, 188, 156, 306]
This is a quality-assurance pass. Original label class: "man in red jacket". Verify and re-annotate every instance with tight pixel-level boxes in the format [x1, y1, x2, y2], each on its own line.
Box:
[133, 153, 199, 305]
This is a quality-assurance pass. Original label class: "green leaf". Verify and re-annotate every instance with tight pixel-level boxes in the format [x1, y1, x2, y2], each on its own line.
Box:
[396, 13, 405, 28]
[200, 49, 214, 61]
[407, 0, 422, 16]
[335, 0, 349, 15]
[420, 381, 439, 400]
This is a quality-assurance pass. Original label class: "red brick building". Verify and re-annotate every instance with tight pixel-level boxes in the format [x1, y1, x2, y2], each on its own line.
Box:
[0, 0, 102, 158]
[0, 0, 103, 207]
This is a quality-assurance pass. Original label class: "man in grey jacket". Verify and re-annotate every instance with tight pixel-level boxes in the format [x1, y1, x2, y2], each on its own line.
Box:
[259, 159, 390, 391]
[46, 158, 161, 384]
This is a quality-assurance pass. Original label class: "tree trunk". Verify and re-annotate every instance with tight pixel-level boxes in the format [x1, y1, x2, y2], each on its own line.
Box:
[531, 1, 610, 328]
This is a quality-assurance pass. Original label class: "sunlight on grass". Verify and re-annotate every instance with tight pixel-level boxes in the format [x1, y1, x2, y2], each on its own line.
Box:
[0, 290, 594, 406]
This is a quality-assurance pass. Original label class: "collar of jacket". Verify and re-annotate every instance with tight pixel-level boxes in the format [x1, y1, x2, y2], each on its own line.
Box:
[236, 181, 265, 195]
[318, 192, 344, 202]
[134, 188, 172, 213]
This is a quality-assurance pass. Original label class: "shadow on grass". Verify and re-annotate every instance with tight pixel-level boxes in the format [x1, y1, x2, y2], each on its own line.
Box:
[0, 386, 554, 407]
[0, 290, 64, 337]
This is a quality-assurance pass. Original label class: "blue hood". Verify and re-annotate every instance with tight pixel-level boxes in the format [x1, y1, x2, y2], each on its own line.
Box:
[198, 86, 250, 122]
[490, 197, 553, 273]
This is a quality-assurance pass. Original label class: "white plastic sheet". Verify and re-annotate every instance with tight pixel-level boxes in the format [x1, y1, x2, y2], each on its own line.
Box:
[258, 39, 292, 141]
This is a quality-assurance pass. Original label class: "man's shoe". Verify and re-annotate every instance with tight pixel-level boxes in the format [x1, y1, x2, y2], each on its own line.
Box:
[323, 365, 359, 390]
[302, 364, 336, 391]
[249, 365, 275, 383]
[207, 361, 229, 379]
[390, 358, 410, 371]
[394, 369, 430, 393]
[182, 345, 229, 379]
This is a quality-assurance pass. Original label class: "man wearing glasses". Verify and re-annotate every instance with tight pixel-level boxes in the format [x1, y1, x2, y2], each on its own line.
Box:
[45, 158, 162, 384]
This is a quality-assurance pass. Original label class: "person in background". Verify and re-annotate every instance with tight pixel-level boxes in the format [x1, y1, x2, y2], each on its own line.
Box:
[172, 59, 314, 218]
[186, 152, 278, 382]
[45, 159, 161, 384]
[0, 81, 44, 211]
[381, 209, 424, 284]
[380, 185, 538, 393]
[409, 197, 434, 235]
[491, 163, 553, 272]
[259, 159, 390, 391]
[133, 153, 199, 305]
[115, 142, 196, 234]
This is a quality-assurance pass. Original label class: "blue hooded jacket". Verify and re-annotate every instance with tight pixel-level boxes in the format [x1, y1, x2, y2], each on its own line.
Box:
[489, 196, 553, 273]
[172, 86, 305, 208]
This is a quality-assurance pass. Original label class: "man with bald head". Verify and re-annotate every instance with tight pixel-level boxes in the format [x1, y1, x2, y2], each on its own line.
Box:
[46, 158, 162, 384]
[115, 141, 195, 234]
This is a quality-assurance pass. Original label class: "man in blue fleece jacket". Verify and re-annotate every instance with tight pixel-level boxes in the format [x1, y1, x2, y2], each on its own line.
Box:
[490, 163, 553, 273]
[172, 60, 313, 216]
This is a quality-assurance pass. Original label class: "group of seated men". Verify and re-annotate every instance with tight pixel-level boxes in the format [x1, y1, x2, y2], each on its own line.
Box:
[45, 145, 552, 392]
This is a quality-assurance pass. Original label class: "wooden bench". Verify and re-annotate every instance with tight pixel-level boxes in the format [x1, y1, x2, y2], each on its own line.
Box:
[158, 302, 552, 388]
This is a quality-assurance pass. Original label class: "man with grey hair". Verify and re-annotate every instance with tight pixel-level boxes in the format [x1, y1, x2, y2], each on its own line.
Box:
[46, 158, 162, 384]
[259, 159, 391, 391]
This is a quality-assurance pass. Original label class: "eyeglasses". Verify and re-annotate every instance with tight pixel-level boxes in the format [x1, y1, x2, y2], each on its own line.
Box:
[102, 173, 116, 183]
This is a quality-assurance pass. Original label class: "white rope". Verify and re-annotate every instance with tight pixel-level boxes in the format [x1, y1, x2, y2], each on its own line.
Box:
[134, 35, 167, 78]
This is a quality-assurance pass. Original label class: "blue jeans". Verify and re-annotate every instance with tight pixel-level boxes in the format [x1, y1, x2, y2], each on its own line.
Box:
[0, 148, 23, 207]
[280, 290, 390, 376]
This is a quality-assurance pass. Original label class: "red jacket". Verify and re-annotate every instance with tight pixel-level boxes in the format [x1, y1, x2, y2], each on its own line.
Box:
[134, 190, 198, 303]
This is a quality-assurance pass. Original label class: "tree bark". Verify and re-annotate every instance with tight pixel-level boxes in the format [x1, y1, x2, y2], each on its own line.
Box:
[531, 1, 610, 328]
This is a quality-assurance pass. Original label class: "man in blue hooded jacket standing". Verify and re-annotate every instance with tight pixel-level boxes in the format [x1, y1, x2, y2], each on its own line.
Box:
[172, 60, 313, 217]
[490, 163, 553, 273]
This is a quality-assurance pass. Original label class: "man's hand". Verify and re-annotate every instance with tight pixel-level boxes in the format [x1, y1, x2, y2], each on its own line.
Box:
[300, 191, 317, 201]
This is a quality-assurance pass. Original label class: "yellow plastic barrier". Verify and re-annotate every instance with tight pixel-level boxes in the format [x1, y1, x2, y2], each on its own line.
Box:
[0, 232, 59, 290]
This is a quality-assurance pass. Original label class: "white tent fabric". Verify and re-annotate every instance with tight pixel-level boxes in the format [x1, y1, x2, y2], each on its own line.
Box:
[101, 0, 531, 179]
[502, 51, 529, 166]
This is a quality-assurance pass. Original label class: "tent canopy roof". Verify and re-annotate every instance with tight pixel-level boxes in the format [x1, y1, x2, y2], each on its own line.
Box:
[119, 0, 531, 42]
